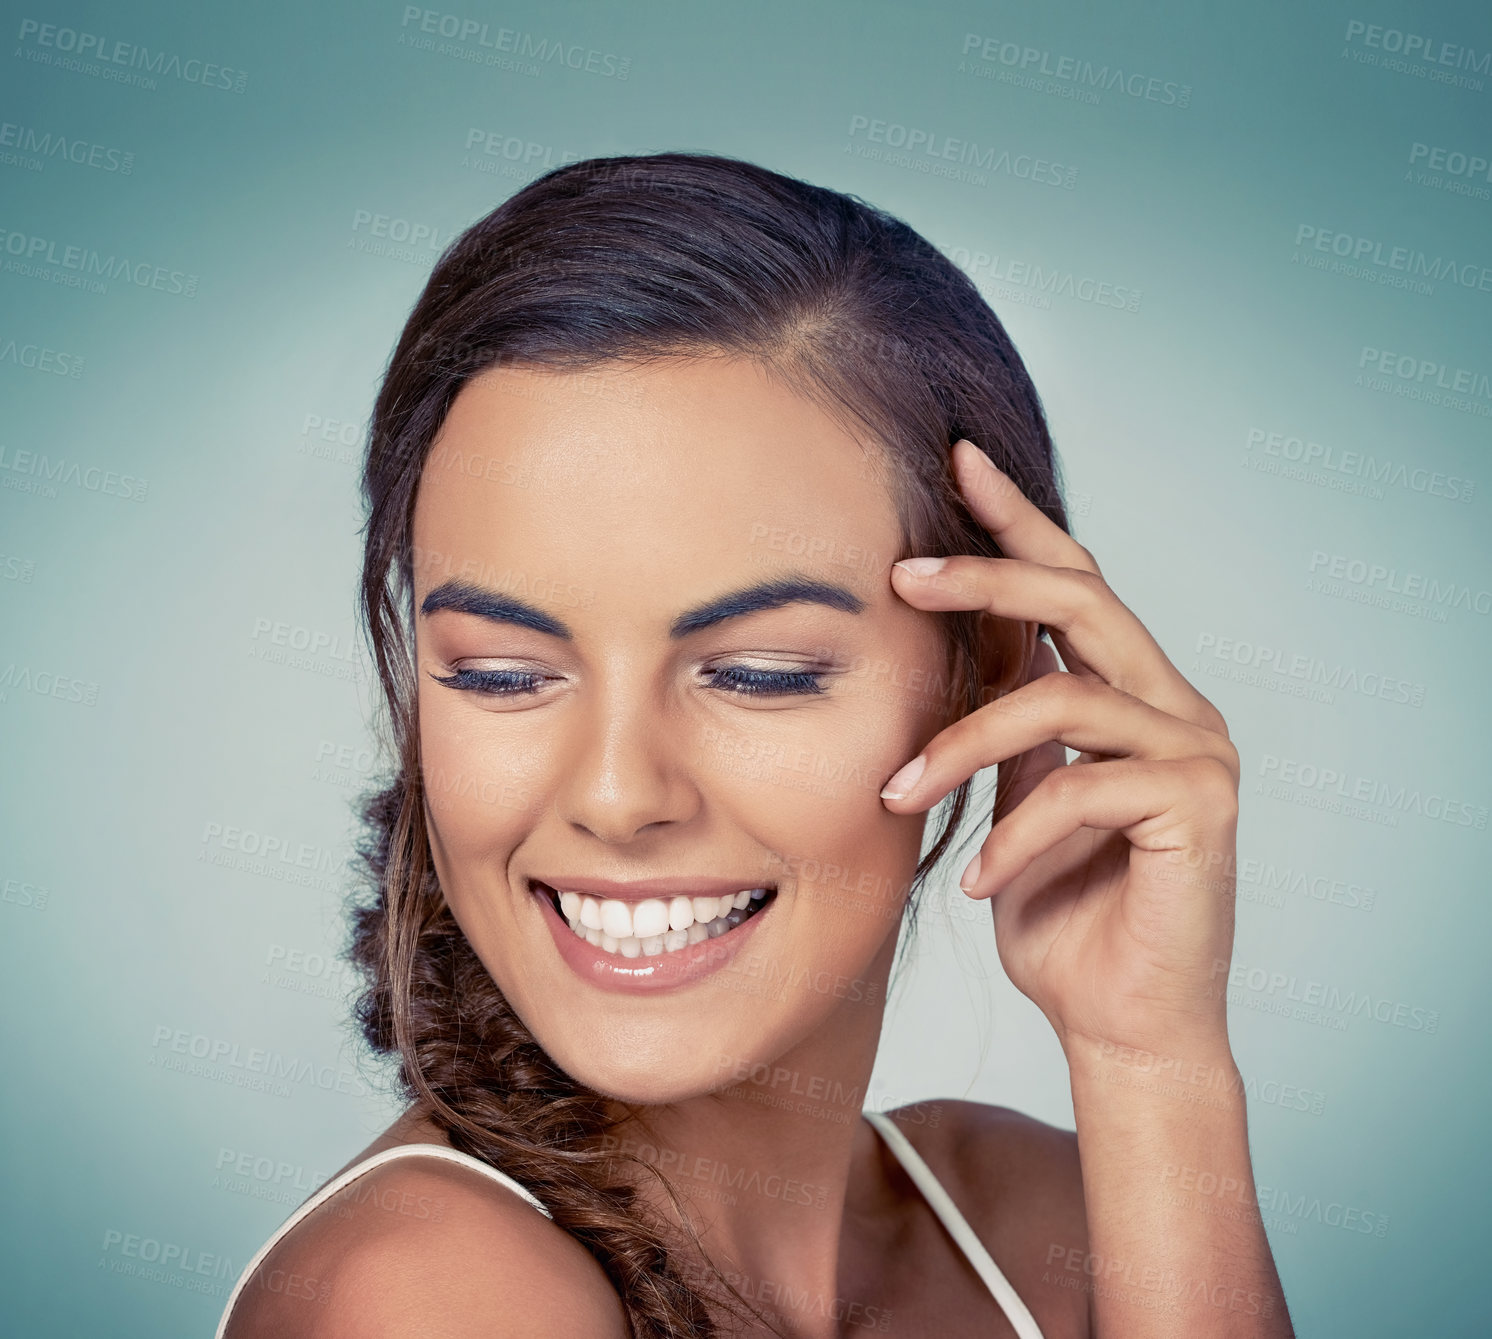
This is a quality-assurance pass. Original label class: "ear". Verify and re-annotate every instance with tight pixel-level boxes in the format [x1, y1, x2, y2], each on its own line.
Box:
[974, 616, 1039, 709]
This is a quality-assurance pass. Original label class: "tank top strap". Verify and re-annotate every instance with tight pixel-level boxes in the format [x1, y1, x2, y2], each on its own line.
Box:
[863, 1110, 1046, 1339]
[214, 1142, 551, 1338]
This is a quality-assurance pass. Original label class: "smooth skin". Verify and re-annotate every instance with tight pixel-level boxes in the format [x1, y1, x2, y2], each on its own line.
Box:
[226, 359, 1291, 1338]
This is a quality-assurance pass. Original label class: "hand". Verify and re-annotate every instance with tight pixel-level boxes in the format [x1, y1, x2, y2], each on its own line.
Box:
[879, 439, 1241, 1062]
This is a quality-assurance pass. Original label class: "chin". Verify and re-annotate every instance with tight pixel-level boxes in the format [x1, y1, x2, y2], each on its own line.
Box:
[539, 1032, 737, 1108]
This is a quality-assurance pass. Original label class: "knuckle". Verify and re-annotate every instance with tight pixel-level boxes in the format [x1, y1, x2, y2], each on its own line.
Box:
[1029, 668, 1083, 710]
[1071, 542, 1102, 575]
[1038, 765, 1083, 807]
[1196, 695, 1230, 738]
[1214, 736, 1241, 783]
[988, 682, 1042, 724]
[1188, 755, 1239, 814]
[1061, 567, 1113, 623]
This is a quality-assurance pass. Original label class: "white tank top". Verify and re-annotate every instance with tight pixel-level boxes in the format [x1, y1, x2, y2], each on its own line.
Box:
[214, 1110, 1046, 1338]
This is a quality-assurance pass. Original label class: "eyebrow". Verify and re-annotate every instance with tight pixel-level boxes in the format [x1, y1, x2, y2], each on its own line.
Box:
[418, 574, 866, 638]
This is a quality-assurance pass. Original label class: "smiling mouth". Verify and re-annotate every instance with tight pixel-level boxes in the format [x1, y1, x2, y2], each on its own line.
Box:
[530, 879, 778, 959]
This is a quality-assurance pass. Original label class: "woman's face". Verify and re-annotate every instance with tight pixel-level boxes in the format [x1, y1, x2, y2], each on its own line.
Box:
[410, 355, 955, 1104]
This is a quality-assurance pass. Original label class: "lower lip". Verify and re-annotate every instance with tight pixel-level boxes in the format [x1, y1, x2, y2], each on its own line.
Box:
[532, 884, 773, 995]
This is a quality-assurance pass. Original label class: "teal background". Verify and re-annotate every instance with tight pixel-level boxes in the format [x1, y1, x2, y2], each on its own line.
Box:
[2, 0, 1489, 1334]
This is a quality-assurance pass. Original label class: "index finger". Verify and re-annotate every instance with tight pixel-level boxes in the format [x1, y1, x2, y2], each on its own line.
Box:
[951, 438, 1099, 575]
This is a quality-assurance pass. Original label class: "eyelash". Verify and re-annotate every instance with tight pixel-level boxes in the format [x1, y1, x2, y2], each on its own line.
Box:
[432, 665, 827, 698]
[706, 666, 826, 696]
[432, 669, 548, 696]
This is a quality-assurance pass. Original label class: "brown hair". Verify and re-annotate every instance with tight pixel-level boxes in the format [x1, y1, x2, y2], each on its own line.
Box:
[348, 151, 1068, 1337]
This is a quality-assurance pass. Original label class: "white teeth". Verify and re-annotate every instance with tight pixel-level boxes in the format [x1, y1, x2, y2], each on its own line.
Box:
[600, 900, 633, 940]
[553, 885, 774, 958]
[631, 899, 670, 940]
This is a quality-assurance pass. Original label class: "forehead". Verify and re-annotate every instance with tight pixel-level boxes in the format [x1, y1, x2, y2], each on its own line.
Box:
[410, 357, 904, 601]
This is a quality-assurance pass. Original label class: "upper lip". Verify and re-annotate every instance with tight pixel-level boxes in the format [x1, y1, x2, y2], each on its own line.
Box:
[529, 875, 776, 904]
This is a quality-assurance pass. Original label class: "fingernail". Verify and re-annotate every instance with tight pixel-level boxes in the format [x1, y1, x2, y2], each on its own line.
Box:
[958, 851, 981, 892]
[893, 557, 947, 578]
[954, 438, 995, 469]
[880, 754, 926, 800]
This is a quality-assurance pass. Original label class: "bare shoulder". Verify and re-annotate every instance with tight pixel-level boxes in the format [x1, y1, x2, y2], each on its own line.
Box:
[883, 1099, 1090, 1336]
[223, 1154, 627, 1339]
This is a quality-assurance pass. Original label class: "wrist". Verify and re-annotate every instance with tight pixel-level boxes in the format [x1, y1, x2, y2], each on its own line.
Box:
[1063, 1031, 1243, 1118]
[1062, 1028, 1237, 1072]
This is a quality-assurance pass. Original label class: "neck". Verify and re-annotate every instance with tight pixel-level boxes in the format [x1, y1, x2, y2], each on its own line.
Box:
[607, 929, 902, 1336]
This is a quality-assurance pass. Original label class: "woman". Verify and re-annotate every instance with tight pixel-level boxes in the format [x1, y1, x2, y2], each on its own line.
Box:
[218, 152, 1293, 1337]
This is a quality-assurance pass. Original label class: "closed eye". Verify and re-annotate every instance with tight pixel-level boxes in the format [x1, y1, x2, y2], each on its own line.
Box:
[430, 665, 828, 698]
[704, 665, 826, 696]
[430, 668, 552, 696]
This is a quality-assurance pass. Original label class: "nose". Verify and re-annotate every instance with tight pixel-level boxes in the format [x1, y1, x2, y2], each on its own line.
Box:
[553, 687, 700, 844]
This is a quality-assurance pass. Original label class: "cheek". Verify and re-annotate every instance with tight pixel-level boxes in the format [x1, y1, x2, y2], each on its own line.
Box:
[417, 691, 541, 873]
[690, 719, 927, 1036]
[706, 688, 943, 923]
